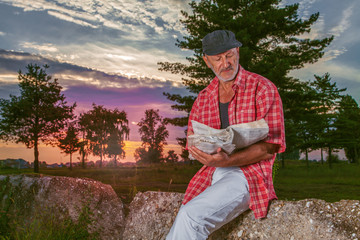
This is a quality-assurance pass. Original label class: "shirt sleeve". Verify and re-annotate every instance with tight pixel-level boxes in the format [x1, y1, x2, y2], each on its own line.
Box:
[186, 97, 200, 150]
[256, 81, 286, 153]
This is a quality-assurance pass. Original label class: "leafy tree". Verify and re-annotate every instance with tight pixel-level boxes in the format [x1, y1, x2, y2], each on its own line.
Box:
[79, 104, 129, 167]
[158, 0, 333, 159]
[0, 64, 75, 173]
[134, 147, 162, 164]
[165, 150, 179, 163]
[282, 78, 324, 168]
[333, 95, 360, 164]
[78, 130, 89, 169]
[106, 130, 125, 166]
[40, 161, 48, 168]
[134, 109, 169, 164]
[58, 124, 81, 170]
[310, 73, 346, 168]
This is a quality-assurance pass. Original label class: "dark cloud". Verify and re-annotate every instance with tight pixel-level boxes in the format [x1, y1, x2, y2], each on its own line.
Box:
[0, 49, 90, 74]
[0, 47, 192, 93]
[0, 49, 190, 91]
[64, 84, 190, 112]
[0, 49, 191, 114]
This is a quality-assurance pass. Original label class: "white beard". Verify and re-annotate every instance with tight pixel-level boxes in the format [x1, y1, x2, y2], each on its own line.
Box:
[209, 55, 239, 82]
[214, 63, 239, 82]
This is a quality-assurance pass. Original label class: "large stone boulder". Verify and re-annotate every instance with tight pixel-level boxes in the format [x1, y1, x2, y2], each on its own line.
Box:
[123, 191, 360, 240]
[210, 198, 360, 240]
[123, 191, 183, 239]
[2, 175, 359, 240]
[0, 174, 125, 240]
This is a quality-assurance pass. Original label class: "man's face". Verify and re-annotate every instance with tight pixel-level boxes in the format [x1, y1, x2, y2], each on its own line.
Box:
[203, 48, 239, 82]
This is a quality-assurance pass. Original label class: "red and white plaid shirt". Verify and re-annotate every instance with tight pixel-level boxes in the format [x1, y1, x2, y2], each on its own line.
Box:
[183, 65, 286, 219]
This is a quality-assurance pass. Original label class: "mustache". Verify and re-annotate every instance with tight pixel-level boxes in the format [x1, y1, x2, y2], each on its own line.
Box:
[220, 65, 234, 73]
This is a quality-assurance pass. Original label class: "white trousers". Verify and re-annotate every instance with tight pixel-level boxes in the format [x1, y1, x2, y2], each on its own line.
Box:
[166, 167, 250, 240]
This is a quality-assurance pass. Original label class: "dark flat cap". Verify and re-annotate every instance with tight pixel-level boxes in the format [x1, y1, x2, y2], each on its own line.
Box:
[202, 30, 242, 56]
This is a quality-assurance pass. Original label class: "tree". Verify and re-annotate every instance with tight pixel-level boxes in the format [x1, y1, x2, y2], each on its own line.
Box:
[158, 0, 333, 159]
[79, 104, 129, 167]
[78, 129, 90, 169]
[281, 78, 320, 168]
[310, 73, 346, 168]
[333, 95, 360, 164]
[0, 64, 76, 173]
[77, 116, 92, 169]
[106, 130, 125, 166]
[134, 109, 169, 164]
[58, 124, 81, 170]
[165, 150, 179, 163]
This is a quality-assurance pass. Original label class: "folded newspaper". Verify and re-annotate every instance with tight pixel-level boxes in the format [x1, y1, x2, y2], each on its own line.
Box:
[188, 119, 269, 158]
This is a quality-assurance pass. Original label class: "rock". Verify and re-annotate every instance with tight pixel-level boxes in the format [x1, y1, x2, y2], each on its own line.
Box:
[0, 174, 125, 240]
[2, 175, 359, 240]
[123, 192, 360, 240]
[210, 199, 360, 240]
[123, 191, 184, 240]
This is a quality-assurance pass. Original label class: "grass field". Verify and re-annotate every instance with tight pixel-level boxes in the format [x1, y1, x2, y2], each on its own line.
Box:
[274, 160, 360, 202]
[1, 160, 359, 207]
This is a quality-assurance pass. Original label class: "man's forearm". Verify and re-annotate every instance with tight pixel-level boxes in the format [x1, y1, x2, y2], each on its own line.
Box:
[224, 141, 279, 167]
[188, 140, 280, 168]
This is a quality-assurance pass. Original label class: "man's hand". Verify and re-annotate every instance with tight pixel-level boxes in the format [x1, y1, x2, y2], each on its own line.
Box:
[189, 141, 280, 168]
[189, 146, 230, 167]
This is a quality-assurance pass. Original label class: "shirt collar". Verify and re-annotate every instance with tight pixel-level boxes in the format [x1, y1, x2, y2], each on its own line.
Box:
[232, 65, 244, 91]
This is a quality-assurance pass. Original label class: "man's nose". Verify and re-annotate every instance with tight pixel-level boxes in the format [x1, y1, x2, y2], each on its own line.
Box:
[221, 57, 230, 68]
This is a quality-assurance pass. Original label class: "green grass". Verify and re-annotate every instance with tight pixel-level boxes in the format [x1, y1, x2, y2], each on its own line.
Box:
[9, 205, 98, 240]
[1, 161, 359, 206]
[274, 160, 360, 202]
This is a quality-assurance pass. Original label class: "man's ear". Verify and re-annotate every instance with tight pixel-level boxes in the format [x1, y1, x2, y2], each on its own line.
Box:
[203, 55, 211, 68]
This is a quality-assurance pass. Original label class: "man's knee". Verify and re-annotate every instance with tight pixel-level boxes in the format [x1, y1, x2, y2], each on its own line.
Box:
[167, 204, 210, 239]
[176, 203, 204, 225]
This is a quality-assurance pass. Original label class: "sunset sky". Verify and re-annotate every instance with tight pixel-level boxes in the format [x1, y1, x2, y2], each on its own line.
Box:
[1, 0, 359, 164]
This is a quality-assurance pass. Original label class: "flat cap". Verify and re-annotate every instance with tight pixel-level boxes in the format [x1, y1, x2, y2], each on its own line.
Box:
[202, 30, 242, 56]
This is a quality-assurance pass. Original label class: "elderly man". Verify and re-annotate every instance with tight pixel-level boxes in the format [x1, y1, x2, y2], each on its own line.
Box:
[166, 30, 285, 239]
